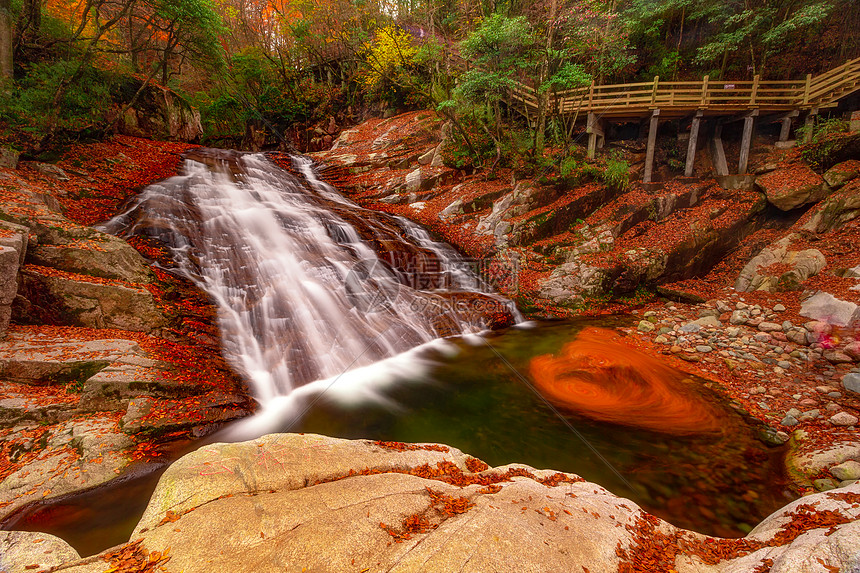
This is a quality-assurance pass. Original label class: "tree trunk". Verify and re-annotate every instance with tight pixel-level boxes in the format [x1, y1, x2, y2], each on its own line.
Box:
[533, 0, 556, 155]
[0, 0, 13, 81]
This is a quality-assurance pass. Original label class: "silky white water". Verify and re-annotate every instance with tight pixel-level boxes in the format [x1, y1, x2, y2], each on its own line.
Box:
[102, 150, 515, 407]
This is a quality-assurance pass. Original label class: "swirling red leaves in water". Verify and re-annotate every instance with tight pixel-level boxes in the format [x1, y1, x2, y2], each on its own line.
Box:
[529, 327, 722, 435]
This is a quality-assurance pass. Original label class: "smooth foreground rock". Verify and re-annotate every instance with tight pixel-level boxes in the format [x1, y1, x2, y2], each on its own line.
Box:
[0, 531, 80, 573]
[16, 434, 860, 573]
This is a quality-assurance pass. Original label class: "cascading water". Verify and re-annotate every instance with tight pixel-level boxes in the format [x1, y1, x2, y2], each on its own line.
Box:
[101, 149, 516, 408]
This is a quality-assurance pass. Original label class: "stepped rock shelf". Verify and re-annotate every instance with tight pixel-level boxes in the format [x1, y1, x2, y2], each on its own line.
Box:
[2, 434, 858, 573]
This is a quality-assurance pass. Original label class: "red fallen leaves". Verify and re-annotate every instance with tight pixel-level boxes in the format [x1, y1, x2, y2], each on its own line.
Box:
[372, 440, 450, 453]
[23, 264, 149, 292]
[50, 135, 196, 226]
[102, 539, 171, 573]
[316, 459, 584, 490]
[465, 456, 489, 473]
[426, 487, 474, 515]
[615, 502, 854, 572]
[379, 486, 475, 543]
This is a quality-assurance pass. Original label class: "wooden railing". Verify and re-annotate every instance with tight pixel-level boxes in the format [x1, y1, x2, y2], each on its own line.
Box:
[491, 56, 860, 119]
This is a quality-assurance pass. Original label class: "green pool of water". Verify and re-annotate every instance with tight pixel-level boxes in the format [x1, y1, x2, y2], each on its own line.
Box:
[5, 319, 794, 556]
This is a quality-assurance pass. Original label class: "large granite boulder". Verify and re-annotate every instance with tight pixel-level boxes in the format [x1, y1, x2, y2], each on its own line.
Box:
[0, 416, 134, 520]
[0, 220, 28, 334]
[756, 163, 827, 211]
[17, 435, 860, 573]
[735, 235, 826, 292]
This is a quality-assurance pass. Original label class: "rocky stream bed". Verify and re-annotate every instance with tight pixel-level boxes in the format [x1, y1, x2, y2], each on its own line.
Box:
[0, 116, 858, 572]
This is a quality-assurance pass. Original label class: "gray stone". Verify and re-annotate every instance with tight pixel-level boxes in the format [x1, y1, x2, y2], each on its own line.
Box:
[823, 160, 860, 189]
[844, 373, 860, 395]
[439, 198, 463, 219]
[799, 409, 820, 420]
[31, 162, 69, 181]
[813, 478, 838, 491]
[781, 415, 799, 426]
[735, 236, 826, 292]
[773, 303, 786, 312]
[696, 345, 713, 353]
[30, 231, 153, 284]
[0, 416, 133, 519]
[417, 147, 435, 165]
[637, 320, 655, 333]
[405, 168, 422, 193]
[0, 246, 20, 333]
[0, 220, 28, 265]
[800, 291, 860, 327]
[730, 310, 750, 325]
[830, 460, 860, 481]
[758, 322, 782, 332]
[830, 412, 859, 426]
[824, 349, 854, 364]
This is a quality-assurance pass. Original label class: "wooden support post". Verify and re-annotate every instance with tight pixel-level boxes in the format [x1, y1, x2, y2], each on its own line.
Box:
[750, 74, 760, 106]
[700, 75, 710, 107]
[587, 112, 605, 159]
[588, 81, 595, 110]
[650, 76, 660, 107]
[711, 123, 729, 177]
[804, 108, 818, 144]
[779, 116, 792, 141]
[643, 109, 660, 184]
[802, 73, 812, 105]
[738, 110, 758, 174]
[685, 111, 703, 177]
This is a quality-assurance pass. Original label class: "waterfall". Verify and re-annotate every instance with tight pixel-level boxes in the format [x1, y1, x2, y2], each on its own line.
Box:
[101, 149, 516, 405]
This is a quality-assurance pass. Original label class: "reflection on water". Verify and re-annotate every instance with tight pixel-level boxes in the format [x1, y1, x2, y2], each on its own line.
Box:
[530, 327, 722, 434]
[259, 319, 793, 539]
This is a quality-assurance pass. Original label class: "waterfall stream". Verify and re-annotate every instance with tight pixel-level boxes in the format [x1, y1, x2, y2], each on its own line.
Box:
[101, 149, 517, 407]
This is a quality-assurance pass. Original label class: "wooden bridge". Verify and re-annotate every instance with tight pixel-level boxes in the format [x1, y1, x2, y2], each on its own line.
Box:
[505, 56, 860, 182]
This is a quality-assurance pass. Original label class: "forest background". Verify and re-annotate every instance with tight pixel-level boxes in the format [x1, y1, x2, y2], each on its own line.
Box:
[0, 0, 858, 168]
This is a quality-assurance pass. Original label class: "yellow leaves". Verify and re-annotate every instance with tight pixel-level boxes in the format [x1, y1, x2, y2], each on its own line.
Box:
[361, 25, 417, 91]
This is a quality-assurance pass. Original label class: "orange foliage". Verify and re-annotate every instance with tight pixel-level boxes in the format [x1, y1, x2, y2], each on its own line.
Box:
[530, 327, 722, 435]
